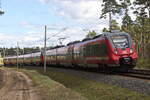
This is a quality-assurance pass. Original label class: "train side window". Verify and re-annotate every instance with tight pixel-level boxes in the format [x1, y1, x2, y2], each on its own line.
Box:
[90, 44, 98, 56]
[100, 42, 107, 56]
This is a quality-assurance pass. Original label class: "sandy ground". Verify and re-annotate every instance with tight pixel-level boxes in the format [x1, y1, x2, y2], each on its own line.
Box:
[0, 68, 43, 100]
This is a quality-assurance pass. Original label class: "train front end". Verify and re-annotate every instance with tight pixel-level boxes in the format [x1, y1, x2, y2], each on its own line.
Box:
[107, 32, 138, 68]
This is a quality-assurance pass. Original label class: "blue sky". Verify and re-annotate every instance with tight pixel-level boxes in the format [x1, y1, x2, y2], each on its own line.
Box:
[0, 0, 61, 33]
[0, 0, 109, 48]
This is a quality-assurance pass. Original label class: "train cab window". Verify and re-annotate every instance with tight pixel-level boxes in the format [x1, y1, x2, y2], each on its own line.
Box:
[111, 35, 129, 48]
[86, 45, 91, 56]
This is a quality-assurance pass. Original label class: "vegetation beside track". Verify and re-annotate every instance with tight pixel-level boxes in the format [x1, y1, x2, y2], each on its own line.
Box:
[136, 58, 150, 69]
[136, 44, 150, 69]
[13, 66, 150, 100]
[0, 68, 4, 89]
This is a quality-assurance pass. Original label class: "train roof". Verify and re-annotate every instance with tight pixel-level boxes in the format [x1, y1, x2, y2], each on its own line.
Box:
[31, 52, 41, 57]
[66, 31, 130, 46]
[49, 45, 65, 49]
[4, 56, 17, 59]
[67, 40, 81, 46]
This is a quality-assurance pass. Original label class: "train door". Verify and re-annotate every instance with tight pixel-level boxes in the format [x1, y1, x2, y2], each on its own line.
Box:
[68, 45, 74, 66]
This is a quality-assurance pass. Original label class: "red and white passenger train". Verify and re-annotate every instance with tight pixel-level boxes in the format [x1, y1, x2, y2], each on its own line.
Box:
[4, 32, 138, 70]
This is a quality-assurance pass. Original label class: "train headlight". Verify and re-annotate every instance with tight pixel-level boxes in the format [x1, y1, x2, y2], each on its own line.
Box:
[130, 48, 133, 53]
[114, 48, 118, 54]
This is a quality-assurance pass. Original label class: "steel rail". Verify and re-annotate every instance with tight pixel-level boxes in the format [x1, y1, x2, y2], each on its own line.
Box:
[128, 69, 150, 76]
[117, 69, 150, 80]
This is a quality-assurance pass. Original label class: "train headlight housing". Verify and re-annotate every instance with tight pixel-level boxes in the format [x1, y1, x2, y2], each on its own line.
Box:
[114, 48, 118, 54]
[130, 48, 133, 53]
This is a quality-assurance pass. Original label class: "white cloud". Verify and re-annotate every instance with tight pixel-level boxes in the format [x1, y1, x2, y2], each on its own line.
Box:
[0, 31, 44, 48]
[54, 0, 102, 23]
[49, 0, 109, 32]
[1, 0, 108, 48]
[39, 0, 50, 4]
[20, 21, 43, 30]
[38, 0, 103, 23]
[0, 33, 19, 47]
[0, 25, 84, 48]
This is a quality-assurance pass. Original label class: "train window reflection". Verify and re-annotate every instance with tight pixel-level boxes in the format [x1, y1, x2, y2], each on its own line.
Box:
[111, 36, 129, 48]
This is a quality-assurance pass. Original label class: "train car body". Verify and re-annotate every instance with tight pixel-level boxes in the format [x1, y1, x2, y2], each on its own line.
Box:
[4, 32, 138, 70]
[72, 35, 108, 68]
[32, 52, 42, 65]
[45, 32, 137, 69]
[4, 56, 16, 65]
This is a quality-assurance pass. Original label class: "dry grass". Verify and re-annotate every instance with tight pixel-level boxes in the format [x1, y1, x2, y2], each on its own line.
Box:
[19, 68, 87, 100]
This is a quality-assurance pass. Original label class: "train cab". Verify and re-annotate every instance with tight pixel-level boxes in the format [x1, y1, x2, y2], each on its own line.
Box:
[106, 32, 138, 67]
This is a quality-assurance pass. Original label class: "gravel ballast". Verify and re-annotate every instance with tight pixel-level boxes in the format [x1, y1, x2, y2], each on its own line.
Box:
[49, 67, 150, 96]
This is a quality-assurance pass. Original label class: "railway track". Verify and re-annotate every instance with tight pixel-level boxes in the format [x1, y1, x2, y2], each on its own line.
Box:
[117, 69, 150, 80]
[62, 66, 150, 80]
[128, 69, 150, 75]
[53, 65, 150, 80]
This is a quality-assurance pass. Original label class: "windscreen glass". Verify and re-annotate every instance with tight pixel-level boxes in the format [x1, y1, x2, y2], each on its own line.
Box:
[111, 35, 129, 48]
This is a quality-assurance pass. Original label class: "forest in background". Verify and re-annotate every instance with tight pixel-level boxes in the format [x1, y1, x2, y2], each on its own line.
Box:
[100, 0, 150, 58]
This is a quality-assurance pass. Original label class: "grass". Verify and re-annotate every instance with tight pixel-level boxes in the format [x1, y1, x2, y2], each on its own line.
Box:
[16, 66, 150, 100]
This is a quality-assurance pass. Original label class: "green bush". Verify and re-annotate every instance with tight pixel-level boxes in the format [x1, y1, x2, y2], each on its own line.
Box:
[136, 58, 150, 69]
[136, 43, 150, 69]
